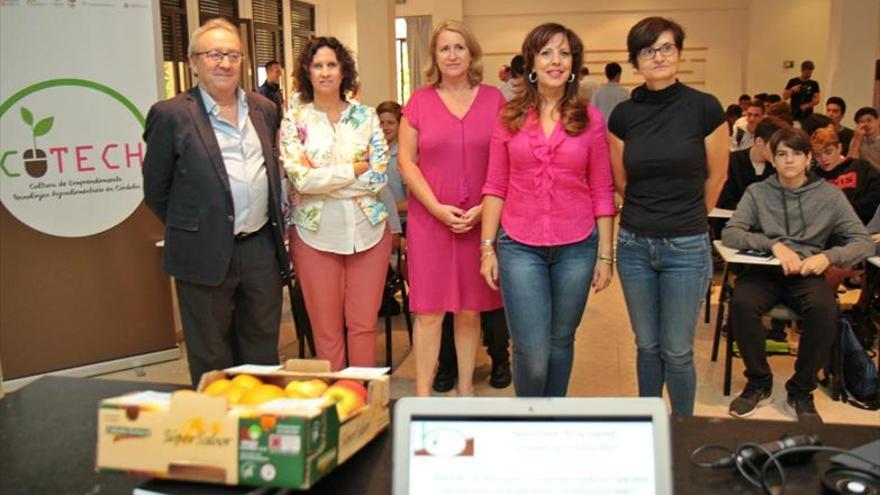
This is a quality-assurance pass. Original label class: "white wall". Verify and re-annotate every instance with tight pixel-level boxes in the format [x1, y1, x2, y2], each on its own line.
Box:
[826, 0, 879, 115]
[390, 0, 879, 110]
[356, 0, 397, 105]
[396, 0, 462, 24]
[184, 0, 878, 110]
[313, 0, 358, 52]
[745, 0, 830, 100]
[462, 0, 749, 105]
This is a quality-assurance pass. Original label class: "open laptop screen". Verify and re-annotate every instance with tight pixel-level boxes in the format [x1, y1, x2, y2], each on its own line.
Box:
[407, 416, 656, 495]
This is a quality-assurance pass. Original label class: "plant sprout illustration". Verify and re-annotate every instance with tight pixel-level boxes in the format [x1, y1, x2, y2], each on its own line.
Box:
[20, 107, 54, 178]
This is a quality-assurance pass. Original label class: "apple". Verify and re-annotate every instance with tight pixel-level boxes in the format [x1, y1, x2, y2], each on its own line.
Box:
[330, 379, 368, 403]
[322, 385, 366, 422]
[284, 378, 329, 398]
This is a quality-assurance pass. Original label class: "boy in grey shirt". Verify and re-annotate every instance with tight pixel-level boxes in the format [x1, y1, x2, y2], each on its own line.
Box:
[722, 128, 873, 424]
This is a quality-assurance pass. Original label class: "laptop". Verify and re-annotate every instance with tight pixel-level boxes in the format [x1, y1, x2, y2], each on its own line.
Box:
[392, 397, 672, 495]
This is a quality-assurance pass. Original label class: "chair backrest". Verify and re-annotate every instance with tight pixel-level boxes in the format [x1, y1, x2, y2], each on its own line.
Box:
[765, 304, 799, 321]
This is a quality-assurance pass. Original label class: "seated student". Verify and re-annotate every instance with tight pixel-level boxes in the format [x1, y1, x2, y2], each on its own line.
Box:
[738, 93, 751, 113]
[726, 104, 743, 136]
[767, 101, 793, 125]
[754, 93, 769, 112]
[729, 100, 766, 151]
[721, 127, 873, 424]
[801, 113, 833, 137]
[868, 205, 880, 255]
[717, 117, 787, 210]
[811, 127, 880, 225]
[826, 96, 854, 155]
[848, 107, 880, 173]
[376, 100, 407, 272]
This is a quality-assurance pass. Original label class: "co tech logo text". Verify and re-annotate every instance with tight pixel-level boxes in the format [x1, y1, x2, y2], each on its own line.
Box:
[0, 79, 146, 237]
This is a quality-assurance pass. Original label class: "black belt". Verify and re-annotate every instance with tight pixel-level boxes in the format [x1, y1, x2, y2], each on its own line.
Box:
[234, 222, 268, 241]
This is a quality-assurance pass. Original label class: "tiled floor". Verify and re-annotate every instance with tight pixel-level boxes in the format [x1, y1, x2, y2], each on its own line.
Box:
[97, 274, 879, 426]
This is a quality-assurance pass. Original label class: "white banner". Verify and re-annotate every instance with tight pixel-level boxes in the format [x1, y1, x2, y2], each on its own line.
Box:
[0, 0, 161, 237]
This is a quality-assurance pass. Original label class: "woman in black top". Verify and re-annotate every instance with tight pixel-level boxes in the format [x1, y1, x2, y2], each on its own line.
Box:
[607, 17, 729, 416]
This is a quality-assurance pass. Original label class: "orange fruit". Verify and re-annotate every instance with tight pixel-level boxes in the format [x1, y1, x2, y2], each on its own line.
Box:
[231, 374, 263, 390]
[239, 384, 286, 406]
[222, 384, 246, 405]
[203, 378, 233, 396]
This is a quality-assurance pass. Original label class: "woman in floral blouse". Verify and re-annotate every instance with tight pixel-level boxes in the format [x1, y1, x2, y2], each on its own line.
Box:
[280, 37, 390, 370]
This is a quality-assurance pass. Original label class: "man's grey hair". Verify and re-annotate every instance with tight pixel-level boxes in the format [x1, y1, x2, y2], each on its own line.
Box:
[188, 18, 241, 58]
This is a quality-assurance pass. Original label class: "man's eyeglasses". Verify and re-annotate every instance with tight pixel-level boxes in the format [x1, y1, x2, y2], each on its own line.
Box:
[637, 43, 677, 60]
[195, 50, 243, 64]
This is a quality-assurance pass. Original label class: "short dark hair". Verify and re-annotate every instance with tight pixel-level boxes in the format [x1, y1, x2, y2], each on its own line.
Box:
[376, 100, 402, 120]
[294, 37, 358, 103]
[510, 55, 525, 78]
[738, 94, 751, 102]
[747, 100, 765, 111]
[769, 127, 811, 154]
[825, 96, 846, 115]
[580, 66, 590, 76]
[754, 117, 788, 142]
[801, 113, 833, 136]
[754, 93, 769, 103]
[605, 62, 622, 80]
[626, 16, 685, 68]
[854, 107, 878, 122]
[725, 104, 742, 119]
[801, 60, 815, 71]
[264, 60, 280, 70]
[767, 94, 782, 104]
[767, 101, 793, 124]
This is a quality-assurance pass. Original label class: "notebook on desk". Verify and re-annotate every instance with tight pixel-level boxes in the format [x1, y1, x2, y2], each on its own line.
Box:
[392, 397, 673, 495]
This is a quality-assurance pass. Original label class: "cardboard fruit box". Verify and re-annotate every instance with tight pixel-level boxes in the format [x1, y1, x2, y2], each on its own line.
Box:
[96, 359, 390, 489]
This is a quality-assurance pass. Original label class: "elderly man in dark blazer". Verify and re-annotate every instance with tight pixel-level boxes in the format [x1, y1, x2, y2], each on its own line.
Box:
[143, 18, 290, 386]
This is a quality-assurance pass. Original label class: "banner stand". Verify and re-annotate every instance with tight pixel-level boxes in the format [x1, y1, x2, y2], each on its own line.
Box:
[0, 347, 182, 395]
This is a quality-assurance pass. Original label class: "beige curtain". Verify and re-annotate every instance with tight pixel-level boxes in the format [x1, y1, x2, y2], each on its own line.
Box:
[406, 16, 432, 93]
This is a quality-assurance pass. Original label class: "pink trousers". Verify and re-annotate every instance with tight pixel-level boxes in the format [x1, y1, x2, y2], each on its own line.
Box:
[290, 227, 392, 370]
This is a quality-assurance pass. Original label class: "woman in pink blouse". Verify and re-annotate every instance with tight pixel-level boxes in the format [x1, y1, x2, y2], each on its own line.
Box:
[479, 23, 616, 397]
[398, 20, 504, 397]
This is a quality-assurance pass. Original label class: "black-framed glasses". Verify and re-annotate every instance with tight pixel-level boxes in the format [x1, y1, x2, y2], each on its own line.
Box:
[195, 50, 243, 64]
[638, 43, 677, 60]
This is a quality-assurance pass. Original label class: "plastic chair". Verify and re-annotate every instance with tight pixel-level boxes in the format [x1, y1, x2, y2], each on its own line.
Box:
[379, 263, 413, 369]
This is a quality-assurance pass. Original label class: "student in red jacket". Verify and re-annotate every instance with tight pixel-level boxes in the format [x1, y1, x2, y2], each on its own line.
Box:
[810, 127, 880, 225]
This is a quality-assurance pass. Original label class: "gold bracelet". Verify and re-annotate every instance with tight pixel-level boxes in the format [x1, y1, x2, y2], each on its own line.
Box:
[480, 251, 496, 261]
[598, 255, 616, 265]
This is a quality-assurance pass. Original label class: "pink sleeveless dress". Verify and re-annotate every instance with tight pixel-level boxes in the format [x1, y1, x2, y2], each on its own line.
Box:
[402, 84, 505, 313]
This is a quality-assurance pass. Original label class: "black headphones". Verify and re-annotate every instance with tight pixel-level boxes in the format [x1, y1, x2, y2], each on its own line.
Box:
[821, 466, 880, 495]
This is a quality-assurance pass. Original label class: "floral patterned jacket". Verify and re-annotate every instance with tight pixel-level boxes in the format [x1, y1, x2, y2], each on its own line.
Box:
[280, 97, 389, 231]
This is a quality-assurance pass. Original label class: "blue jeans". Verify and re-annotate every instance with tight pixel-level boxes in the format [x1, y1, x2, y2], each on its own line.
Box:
[616, 228, 711, 416]
[497, 227, 598, 397]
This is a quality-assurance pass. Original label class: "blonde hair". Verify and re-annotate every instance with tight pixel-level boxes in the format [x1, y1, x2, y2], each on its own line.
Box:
[810, 127, 840, 150]
[188, 18, 241, 58]
[423, 20, 483, 87]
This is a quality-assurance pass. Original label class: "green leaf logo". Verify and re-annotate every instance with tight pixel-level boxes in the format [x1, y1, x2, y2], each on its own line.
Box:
[21, 106, 33, 126]
[19, 106, 54, 153]
[34, 117, 54, 137]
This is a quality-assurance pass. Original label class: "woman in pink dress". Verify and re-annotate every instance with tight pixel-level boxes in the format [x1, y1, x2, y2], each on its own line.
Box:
[399, 20, 504, 396]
